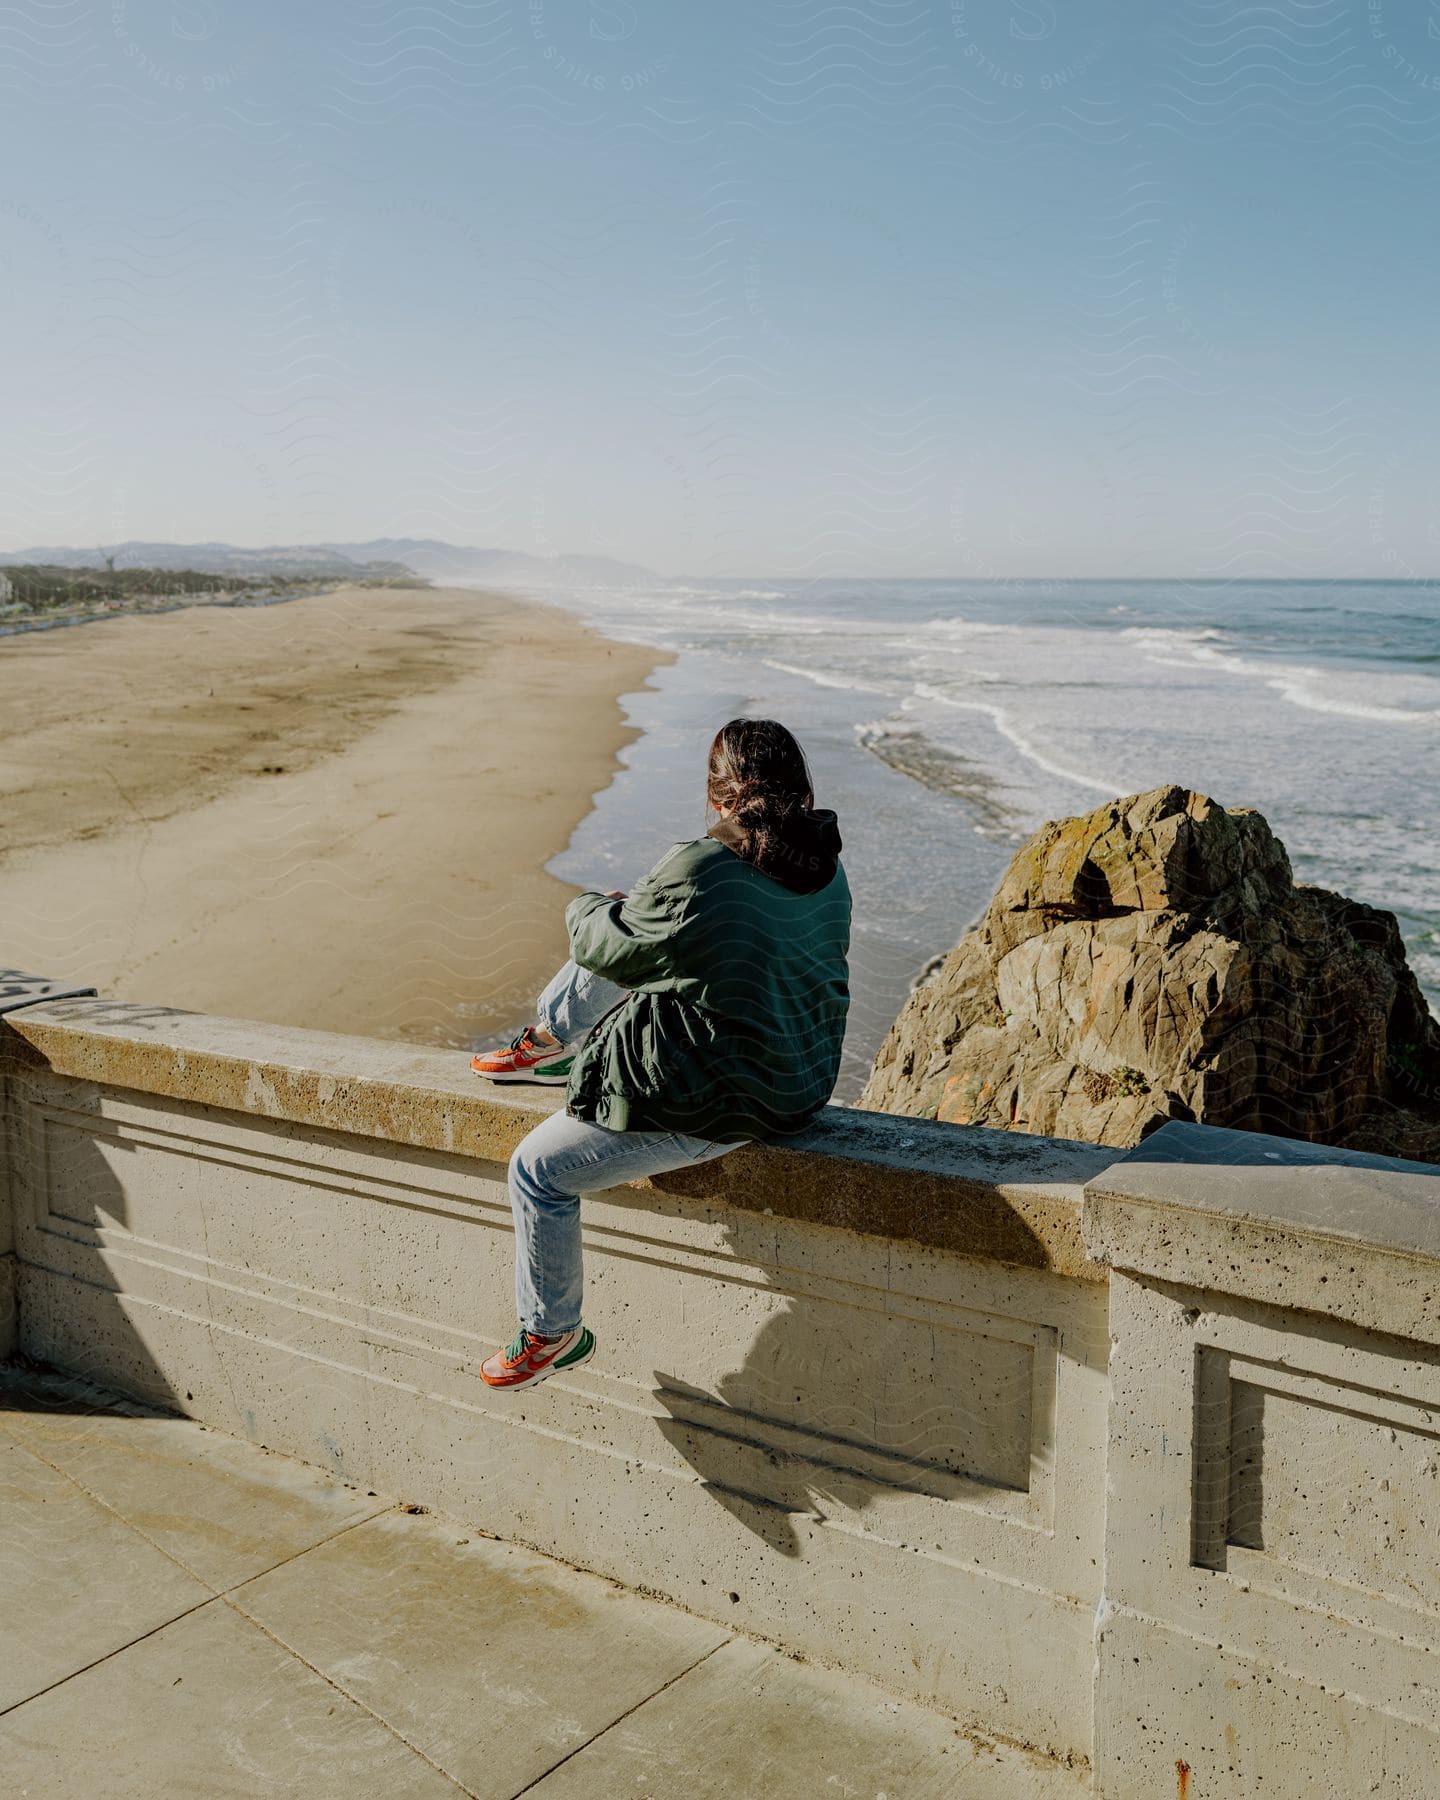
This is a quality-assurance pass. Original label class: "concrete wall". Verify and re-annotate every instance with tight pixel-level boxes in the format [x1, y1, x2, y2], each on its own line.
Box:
[1086, 1123, 1440, 1797]
[5, 996, 1440, 1795]
[0, 995, 1113, 1769]
[0, 972, 97, 1358]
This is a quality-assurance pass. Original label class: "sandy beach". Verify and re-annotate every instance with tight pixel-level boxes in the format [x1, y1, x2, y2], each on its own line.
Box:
[0, 585, 667, 1045]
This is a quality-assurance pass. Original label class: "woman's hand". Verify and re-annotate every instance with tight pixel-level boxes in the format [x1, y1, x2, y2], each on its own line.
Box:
[604, 889, 627, 901]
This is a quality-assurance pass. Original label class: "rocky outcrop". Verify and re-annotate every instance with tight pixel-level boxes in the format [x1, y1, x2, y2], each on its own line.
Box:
[861, 785, 1440, 1159]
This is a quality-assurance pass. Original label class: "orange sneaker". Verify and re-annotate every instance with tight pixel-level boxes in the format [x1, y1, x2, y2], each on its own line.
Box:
[480, 1324, 596, 1390]
[470, 1027, 573, 1085]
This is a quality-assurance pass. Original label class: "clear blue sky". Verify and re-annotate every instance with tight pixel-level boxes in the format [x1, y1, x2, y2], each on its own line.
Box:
[3, 1, 1438, 578]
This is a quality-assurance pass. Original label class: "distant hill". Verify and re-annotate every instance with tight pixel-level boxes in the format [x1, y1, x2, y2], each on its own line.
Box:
[320, 539, 659, 587]
[0, 541, 410, 581]
[0, 539, 660, 588]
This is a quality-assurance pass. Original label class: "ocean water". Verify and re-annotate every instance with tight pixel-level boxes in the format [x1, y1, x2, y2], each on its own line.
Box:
[529, 579, 1439, 1103]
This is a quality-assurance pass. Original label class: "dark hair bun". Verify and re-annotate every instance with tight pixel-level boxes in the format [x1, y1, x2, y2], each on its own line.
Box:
[706, 719, 814, 874]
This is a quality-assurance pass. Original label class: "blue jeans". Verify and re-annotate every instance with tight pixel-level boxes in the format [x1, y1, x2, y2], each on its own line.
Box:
[509, 960, 737, 1335]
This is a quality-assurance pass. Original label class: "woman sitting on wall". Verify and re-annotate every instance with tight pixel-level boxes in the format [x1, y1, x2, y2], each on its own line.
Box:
[472, 717, 852, 1389]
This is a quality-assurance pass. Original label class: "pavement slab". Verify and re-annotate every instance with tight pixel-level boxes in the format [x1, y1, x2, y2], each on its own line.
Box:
[2, 1369, 383, 1592]
[523, 1636, 1084, 1800]
[0, 1367, 1089, 1798]
[0, 1435, 212, 1713]
[231, 1508, 730, 1797]
[0, 1596, 462, 1798]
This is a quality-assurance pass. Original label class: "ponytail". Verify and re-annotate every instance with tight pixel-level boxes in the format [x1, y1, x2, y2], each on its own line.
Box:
[706, 719, 814, 873]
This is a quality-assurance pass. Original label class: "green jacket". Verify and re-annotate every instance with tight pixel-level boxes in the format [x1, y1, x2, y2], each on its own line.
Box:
[564, 813, 851, 1143]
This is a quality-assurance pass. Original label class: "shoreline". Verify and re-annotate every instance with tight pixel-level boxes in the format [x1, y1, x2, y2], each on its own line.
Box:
[0, 584, 670, 1048]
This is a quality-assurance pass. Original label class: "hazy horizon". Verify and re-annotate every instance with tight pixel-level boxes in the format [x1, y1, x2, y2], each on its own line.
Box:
[10, 535, 1440, 588]
[4, 4, 1439, 580]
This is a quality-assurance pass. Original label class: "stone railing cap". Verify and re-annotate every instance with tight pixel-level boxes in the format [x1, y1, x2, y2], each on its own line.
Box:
[2, 997, 1116, 1279]
[1084, 1118, 1440, 1343]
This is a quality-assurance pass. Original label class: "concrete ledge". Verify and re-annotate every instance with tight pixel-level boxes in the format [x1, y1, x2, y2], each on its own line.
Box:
[1084, 1119, 1440, 1345]
[3, 997, 1113, 1278]
[0, 994, 1112, 1758]
[14, 992, 1440, 1787]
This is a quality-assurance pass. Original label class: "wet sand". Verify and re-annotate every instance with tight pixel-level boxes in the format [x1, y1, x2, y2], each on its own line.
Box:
[0, 585, 668, 1045]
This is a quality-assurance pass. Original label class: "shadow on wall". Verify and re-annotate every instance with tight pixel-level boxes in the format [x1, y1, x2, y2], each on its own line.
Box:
[642, 1162, 1043, 1558]
[647, 1335, 1023, 1560]
[6, 1008, 201, 1417]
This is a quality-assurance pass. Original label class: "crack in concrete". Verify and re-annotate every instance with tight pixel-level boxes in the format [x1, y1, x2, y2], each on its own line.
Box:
[506, 1638, 733, 1799]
